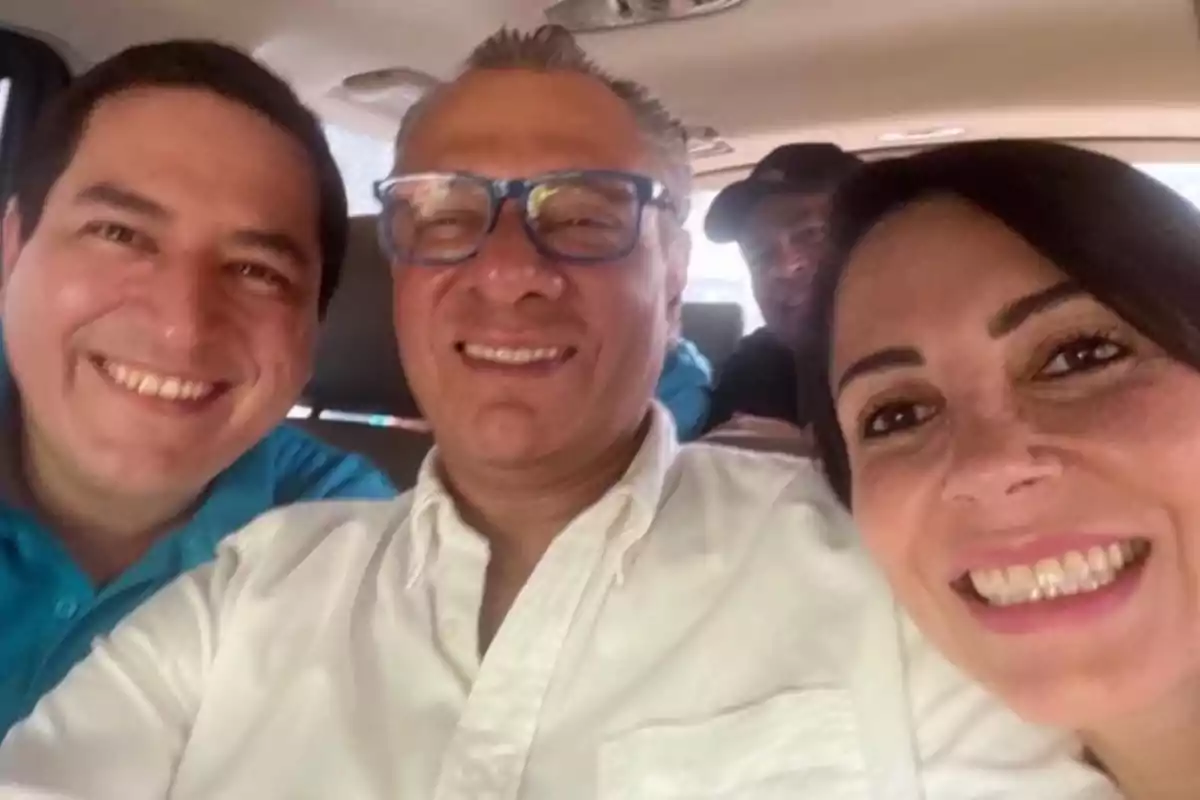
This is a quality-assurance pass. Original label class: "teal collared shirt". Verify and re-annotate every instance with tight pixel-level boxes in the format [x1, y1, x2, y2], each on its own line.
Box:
[656, 338, 713, 442]
[0, 339, 397, 736]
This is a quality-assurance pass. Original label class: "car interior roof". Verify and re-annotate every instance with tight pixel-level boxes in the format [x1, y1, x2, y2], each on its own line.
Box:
[7, 0, 1200, 178]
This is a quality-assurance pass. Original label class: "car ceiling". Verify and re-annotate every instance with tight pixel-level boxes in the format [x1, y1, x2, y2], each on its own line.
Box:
[5, 0, 1200, 186]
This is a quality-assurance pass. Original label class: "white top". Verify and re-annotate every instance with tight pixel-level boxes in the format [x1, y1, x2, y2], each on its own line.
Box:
[0, 407, 1116, 799]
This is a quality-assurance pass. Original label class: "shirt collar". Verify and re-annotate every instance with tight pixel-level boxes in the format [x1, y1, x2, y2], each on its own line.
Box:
[406, 401, 680, 586]
[180, 443, 277, 559]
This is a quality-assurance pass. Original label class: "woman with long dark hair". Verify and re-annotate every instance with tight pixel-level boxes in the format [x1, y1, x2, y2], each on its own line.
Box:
[805, 139, 1200, 798]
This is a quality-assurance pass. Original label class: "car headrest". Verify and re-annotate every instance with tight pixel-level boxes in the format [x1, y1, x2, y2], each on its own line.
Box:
[680, 301, 744, 371]
[292, 418, 432, 488]
[304, 216, 422, 418]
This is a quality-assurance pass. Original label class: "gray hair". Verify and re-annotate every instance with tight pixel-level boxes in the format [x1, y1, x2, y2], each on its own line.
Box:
[395, 24, 692, 220]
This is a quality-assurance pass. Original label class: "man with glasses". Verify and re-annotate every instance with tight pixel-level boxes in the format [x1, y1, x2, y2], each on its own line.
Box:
[0, 27, 1116, 800]
[384, 154, 714, 446]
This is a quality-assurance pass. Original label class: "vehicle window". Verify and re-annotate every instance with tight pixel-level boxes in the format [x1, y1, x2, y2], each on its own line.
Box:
[289, 404, 397, 425]
[1139, 163, 1200, 207]
[324, 123, 764, 333]
[0, 78, 11, 143]
[0, 30, 70, 204]
[324, 123, 392, 215]
[684, 190, 762, 332]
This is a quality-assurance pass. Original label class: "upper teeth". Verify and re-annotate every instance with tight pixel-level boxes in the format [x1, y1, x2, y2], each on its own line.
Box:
[101, 360, 215, 402]
[463, 344, 563, 365]
[968, 540, 1148, 607]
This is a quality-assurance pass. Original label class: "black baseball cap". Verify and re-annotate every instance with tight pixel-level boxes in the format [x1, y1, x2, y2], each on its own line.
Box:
[705, 143, 864, 244]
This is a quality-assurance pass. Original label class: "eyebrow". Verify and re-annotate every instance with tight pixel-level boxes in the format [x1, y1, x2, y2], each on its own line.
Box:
[230, 230, 313, 269]
[77, 183, 311, 269]
[75, 182, 170, 219]
[836, 346, 924, 395]
[835, 281, 1087, 396]
[987, 280, 1084, 337]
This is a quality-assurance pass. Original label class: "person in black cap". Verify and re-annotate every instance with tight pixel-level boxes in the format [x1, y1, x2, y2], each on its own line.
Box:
[702, 143, 862, 440]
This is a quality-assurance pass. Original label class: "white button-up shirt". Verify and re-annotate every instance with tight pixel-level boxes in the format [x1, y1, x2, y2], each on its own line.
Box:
[0, 408, 1116, 799]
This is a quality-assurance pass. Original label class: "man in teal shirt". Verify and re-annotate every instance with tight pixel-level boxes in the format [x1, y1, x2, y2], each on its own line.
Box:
[0, 41, 395, 734]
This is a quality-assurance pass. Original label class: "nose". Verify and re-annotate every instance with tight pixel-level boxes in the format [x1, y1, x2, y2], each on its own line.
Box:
[141, 256, 224, 351]
[777, 240, 819, 278]
[940, 406, 1062, 505]
[462, 210, 565, 306]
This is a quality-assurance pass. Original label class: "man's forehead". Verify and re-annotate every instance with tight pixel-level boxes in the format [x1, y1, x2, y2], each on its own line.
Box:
[53, 88, 318, 211]
[74, 87, 308, 162]
[66, 90, 168, 164]
[80, 87, 233, 146]
[402, 70, 649, 173]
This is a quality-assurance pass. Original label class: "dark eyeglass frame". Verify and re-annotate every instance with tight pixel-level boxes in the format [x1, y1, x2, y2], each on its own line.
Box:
[372, 169, 676, 266]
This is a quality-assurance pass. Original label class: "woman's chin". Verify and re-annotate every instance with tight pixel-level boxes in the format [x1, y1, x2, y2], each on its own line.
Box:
[981, 659, 1197, 733]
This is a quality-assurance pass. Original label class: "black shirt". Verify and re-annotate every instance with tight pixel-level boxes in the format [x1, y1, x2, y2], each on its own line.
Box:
[704, 327, 810, 431]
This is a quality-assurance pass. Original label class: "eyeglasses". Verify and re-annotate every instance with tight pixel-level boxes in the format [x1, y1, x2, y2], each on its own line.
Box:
[373, 170, 675, 266]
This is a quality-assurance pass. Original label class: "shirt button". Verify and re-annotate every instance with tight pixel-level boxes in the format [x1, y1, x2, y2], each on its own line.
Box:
[53, 598, 80, 620]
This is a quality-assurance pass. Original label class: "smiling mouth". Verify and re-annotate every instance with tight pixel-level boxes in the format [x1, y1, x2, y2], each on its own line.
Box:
[456, 342, 577, 367]
[953, 539, 1152, 607]
[91, 356, 230, 404]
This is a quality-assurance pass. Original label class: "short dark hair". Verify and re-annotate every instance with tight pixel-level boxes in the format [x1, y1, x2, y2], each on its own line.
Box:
[804, 139, 1200, 505]
[395, 25, 691, 219]
[10, 39, 348, 316]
